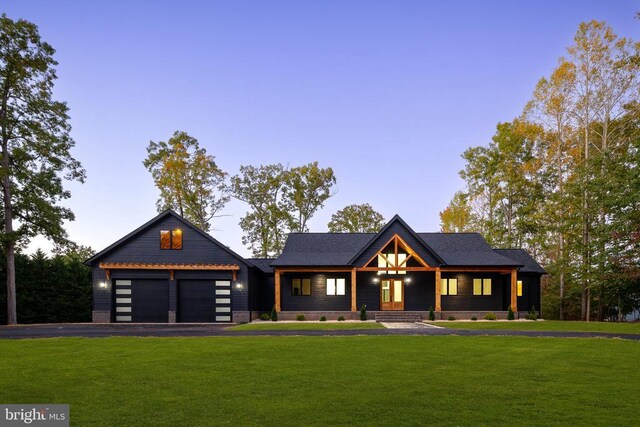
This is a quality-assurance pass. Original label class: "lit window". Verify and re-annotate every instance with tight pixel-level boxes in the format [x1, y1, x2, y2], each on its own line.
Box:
[326, 278, 346, 296]
[292, 278, 311, 296]
[517, 280, 523, 297]
[441, 278, 457, 295]
[473, 278, 492, 295]
[160, 229, 183, 250]
[160, 230, 171, 249]
[377, 253, 407, 275]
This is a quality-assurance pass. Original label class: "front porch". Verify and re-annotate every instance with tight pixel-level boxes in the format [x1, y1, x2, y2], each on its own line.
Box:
[270, 310, 529, 321]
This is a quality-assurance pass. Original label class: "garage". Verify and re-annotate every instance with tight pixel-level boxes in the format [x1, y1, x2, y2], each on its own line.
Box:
[114, 279, 169, 323]
[178, 280, 232, 323]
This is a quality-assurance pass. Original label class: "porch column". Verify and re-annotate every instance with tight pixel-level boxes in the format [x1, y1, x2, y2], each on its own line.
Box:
[435, 267, 442, 312]
[275, 269, 281, 312]
[351, 268, 357, 312]
[510, 268, 518, 312]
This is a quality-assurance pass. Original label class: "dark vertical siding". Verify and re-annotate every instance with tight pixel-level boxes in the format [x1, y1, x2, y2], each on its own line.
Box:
[92, 268, 110, 312]
[404, 272, 435, 311]
[351, 221, 440, 267]
[280, 273, 351, 311]
[517, 273, 541, 312]
[441, 272, 507, 311]
[356, 272, 381, 311]
[259, 275, 275, 312]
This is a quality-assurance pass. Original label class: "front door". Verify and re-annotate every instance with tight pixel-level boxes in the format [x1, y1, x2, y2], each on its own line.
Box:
[380, 279, 404, 310]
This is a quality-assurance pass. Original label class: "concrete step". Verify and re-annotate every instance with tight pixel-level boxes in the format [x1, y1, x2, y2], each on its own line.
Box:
[374, 313, 423, 323]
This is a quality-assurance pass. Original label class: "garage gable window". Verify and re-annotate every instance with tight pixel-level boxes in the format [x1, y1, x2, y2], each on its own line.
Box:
[160, 228, 183, 250]
[292, 278, 311, 296]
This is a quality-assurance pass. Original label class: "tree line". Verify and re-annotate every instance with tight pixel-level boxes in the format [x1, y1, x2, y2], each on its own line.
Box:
[143, 131, 387, 257]
[440, 20, 640, 321]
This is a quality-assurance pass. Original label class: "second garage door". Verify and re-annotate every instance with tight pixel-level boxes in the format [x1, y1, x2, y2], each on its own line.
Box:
[178, 280, 232, 323]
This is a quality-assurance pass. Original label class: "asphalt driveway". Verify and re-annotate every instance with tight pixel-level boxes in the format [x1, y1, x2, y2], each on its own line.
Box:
[1, 323, 639, 340]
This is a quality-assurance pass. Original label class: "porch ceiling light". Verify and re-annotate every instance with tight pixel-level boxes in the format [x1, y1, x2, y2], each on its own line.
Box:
[372, 277, 380, 284]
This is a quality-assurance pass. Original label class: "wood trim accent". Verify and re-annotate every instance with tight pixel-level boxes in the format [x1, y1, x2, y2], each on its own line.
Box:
[440, 267, 515, 273]
[170, 270, 174, 281]
[511, 268, 518, 312]
[105, 269, 110, 280]
[275, 270, 281, 312]
[356, 267, 437, 272]
[435, 267, 441, 312]
[351, 268, 357, 312]
[274, 267, 354, 273]
[361, 234, 431, 269]
[99, 262, 241, 271]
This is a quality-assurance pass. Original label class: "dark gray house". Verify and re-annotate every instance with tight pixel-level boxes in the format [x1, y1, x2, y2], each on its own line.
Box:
[87, 210, 545, 323]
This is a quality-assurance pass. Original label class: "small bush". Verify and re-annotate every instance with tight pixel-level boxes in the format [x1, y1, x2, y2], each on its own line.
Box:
[270, 305, 278, 322]
[447, 316, 456, 321]
[471, 316, 477, 321]
[527, 306, 538, 321]
[507, 306, 515, 321]
[259, 313, 270, 321]
[484, 312, 497, 321]
[428, 306, 435, 321]
[296, 314, 306, 321]
[320, 316, 327, 322]
[360, 304, 367, 321]
[338, 316, 345, 321]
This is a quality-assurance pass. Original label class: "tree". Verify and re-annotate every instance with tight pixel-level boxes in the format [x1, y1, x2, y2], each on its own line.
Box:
[439, 191, 474, 232]
[230, 164, 290, 257]
[328, 204, 385, 233]
[283, 161, 336, 232]
[143, 131, 228, 232]
[0, 15, 86, 324]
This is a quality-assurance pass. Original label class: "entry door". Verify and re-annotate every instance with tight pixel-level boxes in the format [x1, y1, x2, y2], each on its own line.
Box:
[381, 279, 404, 310]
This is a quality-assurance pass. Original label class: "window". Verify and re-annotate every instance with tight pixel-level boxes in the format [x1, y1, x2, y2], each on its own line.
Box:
[327, 278, 346, 296]
[377, 253, 407, 275]
[440, 278, 458, 295]
[160, 228, 183, 250]
[473, 278, 492, 296]
[517, 280, 523, 297]
[292, 278, 311, 296]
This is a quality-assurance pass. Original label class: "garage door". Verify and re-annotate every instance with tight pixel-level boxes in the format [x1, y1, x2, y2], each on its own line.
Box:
[178, 280, 232, 323]
[114, 279, 169, 323]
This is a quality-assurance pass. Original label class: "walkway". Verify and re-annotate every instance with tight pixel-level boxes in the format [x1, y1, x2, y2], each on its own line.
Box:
[0, 323, 639, 340]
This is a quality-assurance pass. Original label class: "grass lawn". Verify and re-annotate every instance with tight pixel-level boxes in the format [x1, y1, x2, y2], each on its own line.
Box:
[1, 336, 638, 425]
[228, 322, 384, 331]
[438, 320, 640, 334]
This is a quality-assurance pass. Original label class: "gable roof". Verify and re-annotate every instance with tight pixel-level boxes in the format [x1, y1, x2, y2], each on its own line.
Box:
[493, 249, 546, 274]
[347, 215, 445, 266]
[84, 209, 249, 266]
[418, 233, 522, 267]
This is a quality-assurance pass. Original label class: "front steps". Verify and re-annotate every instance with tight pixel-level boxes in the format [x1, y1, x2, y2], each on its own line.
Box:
[374, 312, 423, 323]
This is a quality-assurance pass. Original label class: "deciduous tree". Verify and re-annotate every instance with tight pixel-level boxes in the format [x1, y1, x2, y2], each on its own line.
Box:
[328, 204, 385, 233]
[0, 15, 86, 324]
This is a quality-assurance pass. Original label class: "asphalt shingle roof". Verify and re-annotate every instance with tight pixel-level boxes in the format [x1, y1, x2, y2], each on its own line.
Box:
[493, 249, 546, 273]
[246, 258, 276, 274]
[418, 233, 522, 267]
[271, 233, 374, 266]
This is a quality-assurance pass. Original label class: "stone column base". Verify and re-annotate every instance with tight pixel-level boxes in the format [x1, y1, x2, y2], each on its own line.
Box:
[92, 310, 111, 323]
[232, 311, 250, 324]
[168, 310, 176, 323]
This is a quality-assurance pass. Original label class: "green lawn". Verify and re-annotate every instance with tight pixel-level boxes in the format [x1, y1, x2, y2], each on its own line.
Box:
[228, 322, 384, 331]
[0, 336, 638, 425]
[438, 320, 640, 334]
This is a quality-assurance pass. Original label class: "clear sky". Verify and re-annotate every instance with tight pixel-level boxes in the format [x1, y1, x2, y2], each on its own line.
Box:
[3, 1, 639, 257]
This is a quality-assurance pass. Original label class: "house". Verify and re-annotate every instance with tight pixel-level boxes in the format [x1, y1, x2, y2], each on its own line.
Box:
[86, 210, 545, 323]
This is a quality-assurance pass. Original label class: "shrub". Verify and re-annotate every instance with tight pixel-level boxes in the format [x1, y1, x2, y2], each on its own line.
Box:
[320, 316, 327, 322]
[507, 306, 515, 321]
[527, 306, 538, 321]
[447, 316, 456, 321]
[338, 316, 345, 321]
[296, 314, 306, 321]
[428, 306, 435, 321]
[270, 305, 278, 322]
[360, 304, 367, 321]
[259, 313, 270, 321]
[483, 312, 497, 321]
[471, 316, 477, 321]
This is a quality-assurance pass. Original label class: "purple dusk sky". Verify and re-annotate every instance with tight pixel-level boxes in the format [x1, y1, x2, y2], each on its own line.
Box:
[3, 1, 638, 257]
